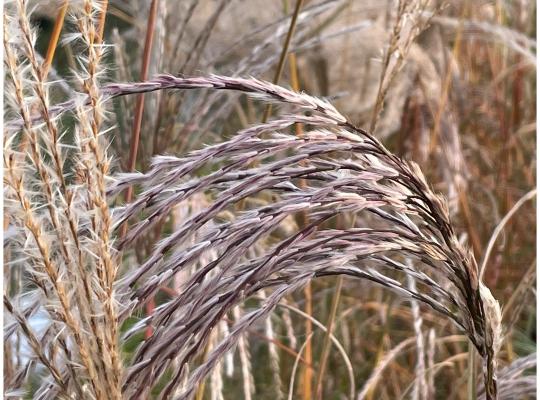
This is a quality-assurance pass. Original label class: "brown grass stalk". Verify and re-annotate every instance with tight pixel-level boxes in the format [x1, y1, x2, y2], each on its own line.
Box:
[121, 0, 159, 236]
[41, 0, 68, 78]
[262, 0, 304, 123]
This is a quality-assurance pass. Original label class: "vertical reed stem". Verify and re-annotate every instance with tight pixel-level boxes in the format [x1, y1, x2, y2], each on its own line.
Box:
[42, 0, 68, 78]
[122, 0, 159, 235]
[262, 0, 304, 123]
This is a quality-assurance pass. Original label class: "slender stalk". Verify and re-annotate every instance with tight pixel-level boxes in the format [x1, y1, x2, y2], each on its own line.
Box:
[288, 51, 303, 137]
[123, 0, 160, 338]
[314, 276, 343, 399]
[369, 0, 406, 133]
[42, 0, 69, 78]
[122, 0, 159, 235]
[315, 212, 356, 399]
[284, 16, 314, 398]
[262, 0, 304, 122]
[480, 189, 536, 280]
[302, 282, 313, 400]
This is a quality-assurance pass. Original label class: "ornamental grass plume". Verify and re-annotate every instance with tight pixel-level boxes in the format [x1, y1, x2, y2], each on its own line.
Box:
[5, 69, 504, 399]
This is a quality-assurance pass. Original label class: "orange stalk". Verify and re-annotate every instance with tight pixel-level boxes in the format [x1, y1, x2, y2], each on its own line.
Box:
[42, 0, 69, 79]
[121, 0, 159, 237]
[262, 0, 304, 122]
[288, 49, 313, 400]
[121, 1, 160, 341]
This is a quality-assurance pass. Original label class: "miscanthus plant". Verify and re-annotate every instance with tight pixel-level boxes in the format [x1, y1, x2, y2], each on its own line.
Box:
[2, 1, 535, 400]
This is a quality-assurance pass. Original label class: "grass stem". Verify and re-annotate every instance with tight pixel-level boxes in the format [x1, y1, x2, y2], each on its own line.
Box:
[42, 0, 68, 78]
[262, 0, 304, 122]
[121, 0, 159, 236]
